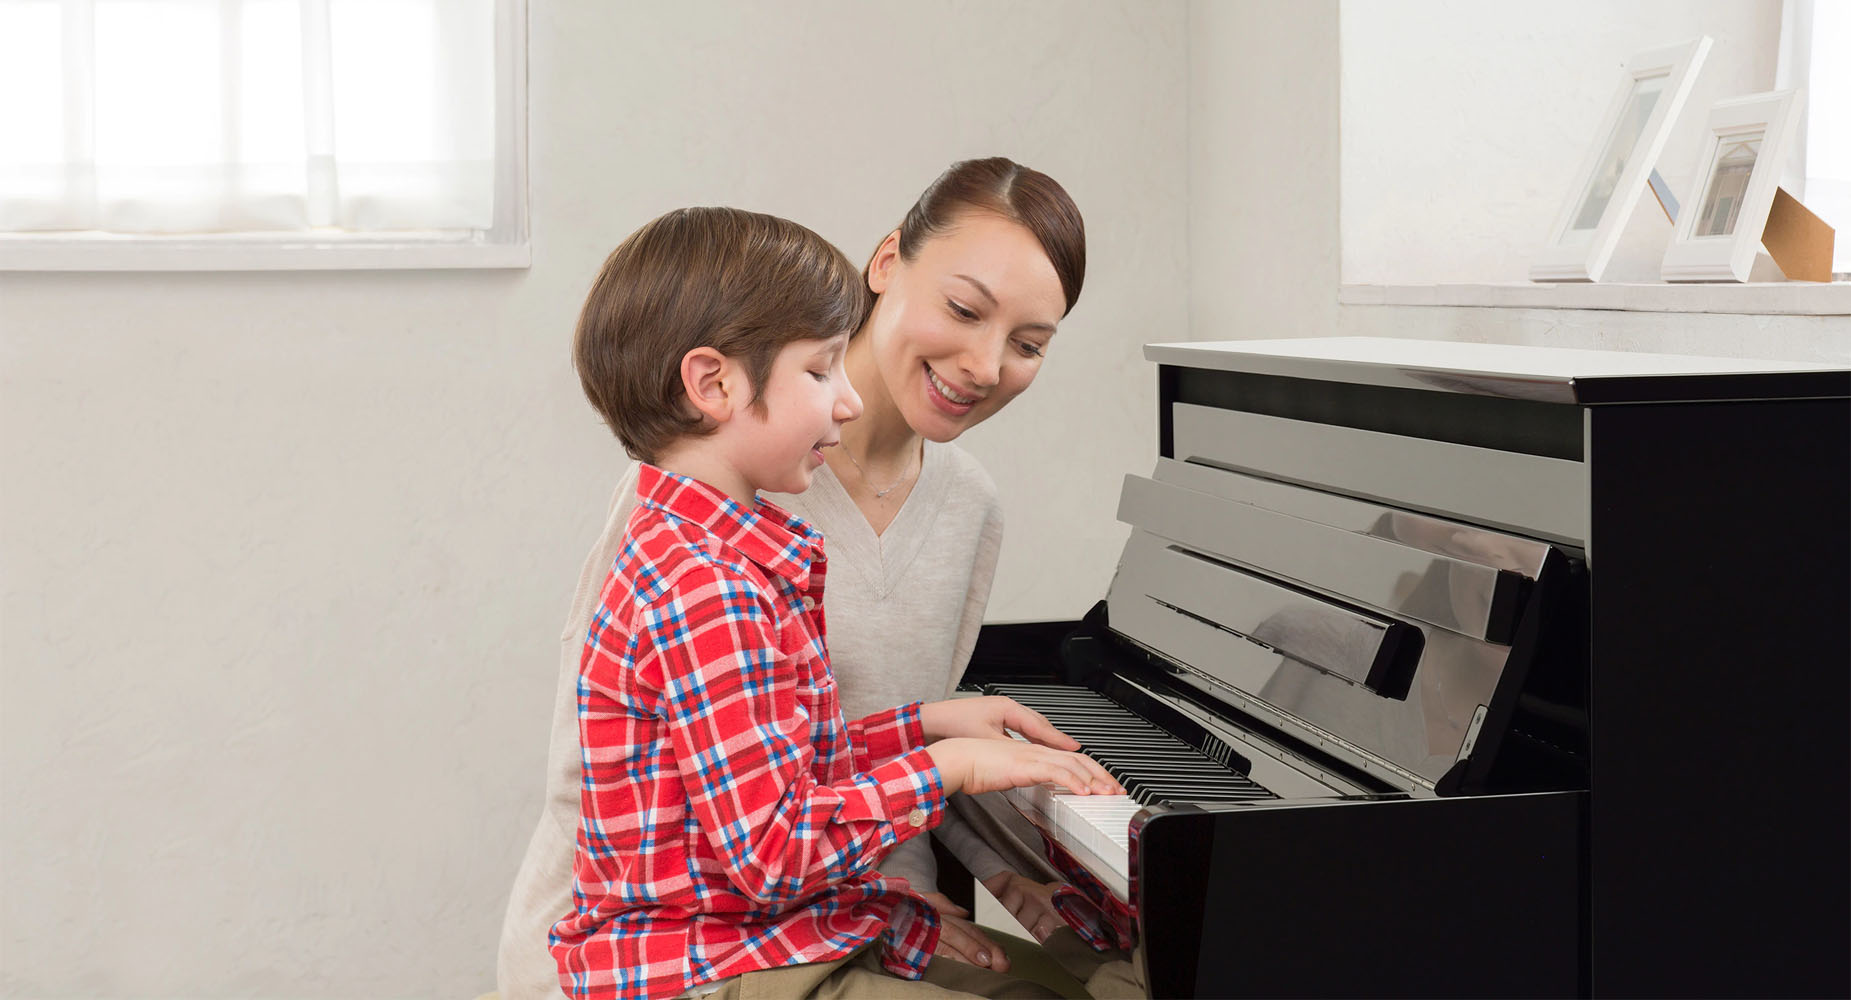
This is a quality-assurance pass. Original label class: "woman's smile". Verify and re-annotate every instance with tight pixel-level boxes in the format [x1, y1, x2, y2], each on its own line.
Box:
[923, 362, 980, 415]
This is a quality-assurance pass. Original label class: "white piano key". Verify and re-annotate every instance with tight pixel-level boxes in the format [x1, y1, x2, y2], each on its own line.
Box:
[1001, 783, 1135, 901]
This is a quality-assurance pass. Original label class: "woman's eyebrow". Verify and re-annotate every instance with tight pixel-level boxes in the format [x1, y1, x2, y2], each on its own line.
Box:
[953, 273, 1058, 333]
[952, 273, 998, 306]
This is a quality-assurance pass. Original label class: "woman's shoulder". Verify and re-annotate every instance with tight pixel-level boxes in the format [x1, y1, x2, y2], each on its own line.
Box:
[925, 440, 1001, 508]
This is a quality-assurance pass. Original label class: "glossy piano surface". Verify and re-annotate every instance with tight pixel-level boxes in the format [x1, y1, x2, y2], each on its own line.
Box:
[963, 339, 1849, 999]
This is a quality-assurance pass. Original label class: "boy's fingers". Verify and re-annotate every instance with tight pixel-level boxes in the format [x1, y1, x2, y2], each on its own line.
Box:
[1009, 706, 1080, 750]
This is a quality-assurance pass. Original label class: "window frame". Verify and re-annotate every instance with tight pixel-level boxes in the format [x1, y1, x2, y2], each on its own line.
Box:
[0, 0, 529, 272]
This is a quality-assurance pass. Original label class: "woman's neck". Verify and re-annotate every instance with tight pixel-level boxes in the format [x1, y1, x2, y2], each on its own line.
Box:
[839, 334, 921, 472]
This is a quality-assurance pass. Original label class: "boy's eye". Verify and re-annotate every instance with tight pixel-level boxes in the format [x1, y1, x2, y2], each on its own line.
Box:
[947, 300, 979, 322]
[809, 370, 830, 382]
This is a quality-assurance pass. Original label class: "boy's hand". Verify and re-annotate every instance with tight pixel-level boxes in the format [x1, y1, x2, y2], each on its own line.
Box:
[981, 870, 1067, 942]
[925, 737, 1122, 798]
[919, 696, 1080, 750]
[917, 891, 1010, 972]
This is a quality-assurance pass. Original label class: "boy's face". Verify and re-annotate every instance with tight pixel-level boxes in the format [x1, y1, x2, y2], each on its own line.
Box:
[725, 334, 863, 497]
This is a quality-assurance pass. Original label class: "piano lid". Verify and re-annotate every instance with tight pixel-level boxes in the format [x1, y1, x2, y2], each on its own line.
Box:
[1145, 337, 1851, 405]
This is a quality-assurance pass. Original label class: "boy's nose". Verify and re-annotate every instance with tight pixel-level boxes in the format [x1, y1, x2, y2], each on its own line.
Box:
[836, 378, 863, 422]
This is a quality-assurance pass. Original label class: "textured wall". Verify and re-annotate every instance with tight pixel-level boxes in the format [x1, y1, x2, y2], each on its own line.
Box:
[0, 3, 1187, 995]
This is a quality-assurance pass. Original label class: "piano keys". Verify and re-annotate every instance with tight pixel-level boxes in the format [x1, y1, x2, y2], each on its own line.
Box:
[964, 338, 1851, 999]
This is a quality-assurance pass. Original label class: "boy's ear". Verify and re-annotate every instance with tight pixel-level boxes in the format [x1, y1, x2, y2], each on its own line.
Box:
[866, 229, 902, 295]
[680, 346, 739, 423]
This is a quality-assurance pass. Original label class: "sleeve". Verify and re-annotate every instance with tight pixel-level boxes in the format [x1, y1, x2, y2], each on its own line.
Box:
[934, 463, 1015, 883]
[629, 563, 947, 905]
[846, 700, 927, 771]
[945, 485, 1005, 698]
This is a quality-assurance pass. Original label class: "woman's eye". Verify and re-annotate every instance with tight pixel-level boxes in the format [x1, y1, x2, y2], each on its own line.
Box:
[1015, 340, 1045, 358]
[947, 300, 979, 322]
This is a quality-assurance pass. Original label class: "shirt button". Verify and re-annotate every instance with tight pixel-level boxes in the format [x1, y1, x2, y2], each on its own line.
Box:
[801, 596, 816, 611]
[907, 808, 928, 828]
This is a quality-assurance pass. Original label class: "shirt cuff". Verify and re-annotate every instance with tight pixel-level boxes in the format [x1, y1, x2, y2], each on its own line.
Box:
[838, 747, 945, 849]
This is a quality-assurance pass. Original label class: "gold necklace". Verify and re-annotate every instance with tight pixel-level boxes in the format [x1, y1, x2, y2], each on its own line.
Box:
[841, 443, 917, 499]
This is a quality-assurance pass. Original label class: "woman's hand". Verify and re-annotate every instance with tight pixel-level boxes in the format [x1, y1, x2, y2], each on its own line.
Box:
[919, 696, 1079, 750]
[926, 737, 1121, 798]
[982, 870, 1067, 942]
[917, 891, 1010, 972]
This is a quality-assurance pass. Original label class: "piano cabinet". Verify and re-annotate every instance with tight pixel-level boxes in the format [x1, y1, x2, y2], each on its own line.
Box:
[957, 340, 1849, 999]
[1135, 791, 1584, 999]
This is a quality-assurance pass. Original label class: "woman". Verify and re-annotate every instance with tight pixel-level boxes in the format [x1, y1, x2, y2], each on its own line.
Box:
[499, 158, 1088, 999]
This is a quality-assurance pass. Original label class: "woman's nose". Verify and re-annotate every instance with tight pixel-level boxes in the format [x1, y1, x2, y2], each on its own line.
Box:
[959, 333, 1004, 389]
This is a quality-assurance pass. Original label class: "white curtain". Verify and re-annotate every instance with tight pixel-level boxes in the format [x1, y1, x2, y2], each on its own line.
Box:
[0, 0, 496, 234]
[1778, 0, 1850, 274]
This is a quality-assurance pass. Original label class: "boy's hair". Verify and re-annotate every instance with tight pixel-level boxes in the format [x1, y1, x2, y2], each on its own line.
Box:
[574, 207, 870, 464]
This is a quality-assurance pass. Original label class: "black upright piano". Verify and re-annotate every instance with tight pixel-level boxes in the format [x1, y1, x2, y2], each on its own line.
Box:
[964, 337, 1851, 998]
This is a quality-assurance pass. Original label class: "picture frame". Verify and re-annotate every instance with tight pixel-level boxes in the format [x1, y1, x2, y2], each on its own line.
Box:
[1661, 89, 1807, 282]
[1530, 38, 1711, 283]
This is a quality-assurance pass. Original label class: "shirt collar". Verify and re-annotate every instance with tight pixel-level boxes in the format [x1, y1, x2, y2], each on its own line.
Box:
[635, 463, 825, 589]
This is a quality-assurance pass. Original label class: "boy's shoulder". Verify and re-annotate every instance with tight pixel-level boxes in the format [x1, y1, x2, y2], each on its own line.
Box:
[614, 501, 774, 611]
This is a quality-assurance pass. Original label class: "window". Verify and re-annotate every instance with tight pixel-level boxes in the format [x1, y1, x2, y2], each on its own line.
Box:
[1778, 0, 1850, 276]
[0, 0, 527, 269]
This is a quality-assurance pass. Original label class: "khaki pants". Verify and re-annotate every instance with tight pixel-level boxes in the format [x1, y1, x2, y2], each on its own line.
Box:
[711, 933, 1144, 1000]
[712, 945, 1060, 1000]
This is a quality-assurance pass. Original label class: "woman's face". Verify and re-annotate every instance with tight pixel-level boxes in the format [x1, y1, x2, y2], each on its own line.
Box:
[862, 211, 1067, 442]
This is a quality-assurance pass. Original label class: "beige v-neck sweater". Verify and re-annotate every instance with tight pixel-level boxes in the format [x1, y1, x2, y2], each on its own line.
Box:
[496, 442, 1008, 999]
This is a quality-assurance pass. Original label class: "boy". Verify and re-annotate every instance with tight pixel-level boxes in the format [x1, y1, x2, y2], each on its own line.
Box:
[551, 207, 1119, 1000]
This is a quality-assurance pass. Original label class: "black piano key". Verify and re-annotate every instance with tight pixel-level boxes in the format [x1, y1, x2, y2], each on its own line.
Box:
[985, 681, 1278, 807]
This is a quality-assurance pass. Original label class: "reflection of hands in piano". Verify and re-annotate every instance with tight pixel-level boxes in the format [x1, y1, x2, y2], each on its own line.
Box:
[919, 695, 1081, 750]
[981, 870, 1066, 943]
[926, 738, 1123, 798]
[916, 890, 1011, 973]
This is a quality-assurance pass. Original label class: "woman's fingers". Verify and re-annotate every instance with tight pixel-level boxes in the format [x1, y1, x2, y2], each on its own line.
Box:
[935, 912, 1008, 971]
[918, 890, 969, 920]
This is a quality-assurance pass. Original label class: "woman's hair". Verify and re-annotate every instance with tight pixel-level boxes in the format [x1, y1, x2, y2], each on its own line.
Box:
[882, 157, 1086, 316]
[573, 206, 869, 464]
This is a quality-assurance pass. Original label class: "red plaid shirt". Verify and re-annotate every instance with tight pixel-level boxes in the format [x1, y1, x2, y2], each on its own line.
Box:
[550, 465, 946, 1000]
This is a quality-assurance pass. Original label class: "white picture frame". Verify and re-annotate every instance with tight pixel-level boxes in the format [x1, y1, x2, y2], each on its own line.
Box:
[1661, 90, 1807, 282]
[1531, 38, 1712, 283]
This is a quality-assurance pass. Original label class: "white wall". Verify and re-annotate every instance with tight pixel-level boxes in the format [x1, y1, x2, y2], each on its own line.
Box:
[1341, 0, 1783, 285]
[0, 3, 1186, 996]
[7, 3, 1848, 998]
[1188, 0, 1341, 342]
[1187, 0, 1847, 363]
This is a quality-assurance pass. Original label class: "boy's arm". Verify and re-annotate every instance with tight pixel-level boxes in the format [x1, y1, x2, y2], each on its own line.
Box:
[846, 702, 927, 772]
[637, 564, 945, 906]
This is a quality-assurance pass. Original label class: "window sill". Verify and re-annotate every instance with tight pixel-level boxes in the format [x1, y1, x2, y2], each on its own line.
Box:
[1339, 281, 1851, 316]
[0, 234, 531, 271]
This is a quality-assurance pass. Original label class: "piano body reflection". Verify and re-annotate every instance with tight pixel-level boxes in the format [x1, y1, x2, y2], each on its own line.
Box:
[963, 338, 1850, 998]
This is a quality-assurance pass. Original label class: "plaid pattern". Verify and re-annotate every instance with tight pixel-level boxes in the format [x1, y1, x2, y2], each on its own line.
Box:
[1044, 840, 1137, 953]
[550, 465, 946, 1000]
